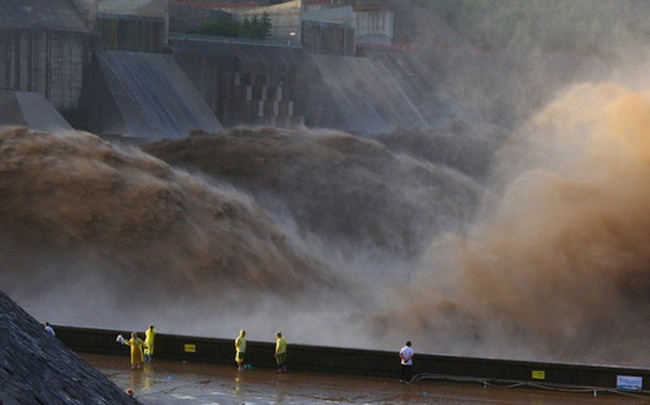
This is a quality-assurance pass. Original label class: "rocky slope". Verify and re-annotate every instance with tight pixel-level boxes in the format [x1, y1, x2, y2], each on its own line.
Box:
[0, 289, 136, 404]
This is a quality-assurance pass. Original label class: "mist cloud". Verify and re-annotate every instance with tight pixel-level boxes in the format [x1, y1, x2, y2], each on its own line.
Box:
[381, 82, 650, 365]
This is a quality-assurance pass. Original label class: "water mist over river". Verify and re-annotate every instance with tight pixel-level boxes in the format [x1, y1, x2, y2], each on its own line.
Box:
[380, 82, 650, 365]
[4, 81, 650, 366]
[0, 124, 486, 350]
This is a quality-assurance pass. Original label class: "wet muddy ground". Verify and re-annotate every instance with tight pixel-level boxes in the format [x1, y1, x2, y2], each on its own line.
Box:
[83, 354, 648, 404]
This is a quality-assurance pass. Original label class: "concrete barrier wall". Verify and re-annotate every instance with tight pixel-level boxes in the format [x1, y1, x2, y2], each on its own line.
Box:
[56, 325, 650, 391]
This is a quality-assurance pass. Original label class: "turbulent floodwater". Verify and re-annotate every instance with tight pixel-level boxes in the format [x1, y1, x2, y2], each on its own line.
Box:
[382, 83, 650, 364]
[4, 82, 650, 366]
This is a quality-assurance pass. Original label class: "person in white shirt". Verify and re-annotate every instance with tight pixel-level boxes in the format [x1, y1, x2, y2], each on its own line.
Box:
[44, 322, 55, 337]
[399, 341, 414, 383]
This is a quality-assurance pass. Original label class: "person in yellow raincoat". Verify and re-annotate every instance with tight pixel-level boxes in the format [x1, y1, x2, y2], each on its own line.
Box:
[274, 331, 287, 373]
[235, 330, 247, 370]
[126, 332, 146, 369]
[144, 325, 157, 363]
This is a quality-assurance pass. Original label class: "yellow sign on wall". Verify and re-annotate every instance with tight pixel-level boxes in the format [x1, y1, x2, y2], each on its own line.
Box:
[184, 343, 196, 353]
[532, 370, 546, 380]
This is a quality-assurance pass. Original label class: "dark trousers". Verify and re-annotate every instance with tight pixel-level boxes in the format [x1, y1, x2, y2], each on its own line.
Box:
[401, 364, 412, 382]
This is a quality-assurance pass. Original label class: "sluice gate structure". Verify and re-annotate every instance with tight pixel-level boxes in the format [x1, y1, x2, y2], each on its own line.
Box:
[56, 326, 650, 395]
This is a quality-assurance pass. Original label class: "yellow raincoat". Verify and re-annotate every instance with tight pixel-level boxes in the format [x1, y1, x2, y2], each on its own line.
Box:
[127, 334, 145, 366]
[145, 326, 156, 356]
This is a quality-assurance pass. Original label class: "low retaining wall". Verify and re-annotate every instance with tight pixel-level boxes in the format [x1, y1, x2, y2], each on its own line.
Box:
[55, 326, 650, 392]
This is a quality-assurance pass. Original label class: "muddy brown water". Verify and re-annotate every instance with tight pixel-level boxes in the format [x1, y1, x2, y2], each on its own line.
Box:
[82, 353, 647, 404]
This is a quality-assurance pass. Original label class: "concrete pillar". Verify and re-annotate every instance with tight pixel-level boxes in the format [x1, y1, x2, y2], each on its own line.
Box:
[71, 0, 98, 30]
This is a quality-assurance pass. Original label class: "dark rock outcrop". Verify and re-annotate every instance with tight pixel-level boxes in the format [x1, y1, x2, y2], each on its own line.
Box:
[0, 289, 136, 404]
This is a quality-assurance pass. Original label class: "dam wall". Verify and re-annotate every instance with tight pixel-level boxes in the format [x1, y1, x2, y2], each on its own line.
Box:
[172, 37, 332, 129]
[171, 36, 450, 134]
[0, 90, 74, 133]
[79, 50, 223, 139]
[96, 13, 166, 52]
[0, 0, 93, 110]
[98, 0, 169, 44]
[310, 50, 453, 134]
[301, 20, 355, 56]
[57, 325, 650, 392]
[311, 53, 428, 134]
[0, 31, 90, 110]
[0, 0, 448, 136]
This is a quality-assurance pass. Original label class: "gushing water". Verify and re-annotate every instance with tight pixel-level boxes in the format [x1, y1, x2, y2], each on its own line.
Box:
[379, 83, 650, 365]
[4, 82, 650, 366]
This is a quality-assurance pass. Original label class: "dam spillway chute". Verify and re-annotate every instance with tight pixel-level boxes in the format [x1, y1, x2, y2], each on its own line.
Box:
[0, 90, 74, 133]
[79, 50, 223, 141]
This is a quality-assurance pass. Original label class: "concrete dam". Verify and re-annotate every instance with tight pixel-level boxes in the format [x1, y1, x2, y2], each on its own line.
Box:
[6, 1, 650, 402]
[0, 0, 469, 140]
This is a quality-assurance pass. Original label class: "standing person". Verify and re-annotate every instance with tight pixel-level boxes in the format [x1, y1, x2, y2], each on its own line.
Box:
[235, 330, 247, 370]
[43, 322, 55, 337]
[124, 332, 146, 369]
[274, 331, 287, 373]
[399, 341, 414, 383]
[144, 325, 156, 363]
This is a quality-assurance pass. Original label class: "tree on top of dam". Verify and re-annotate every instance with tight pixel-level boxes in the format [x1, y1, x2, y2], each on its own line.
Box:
[197, 12, 273, 39]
